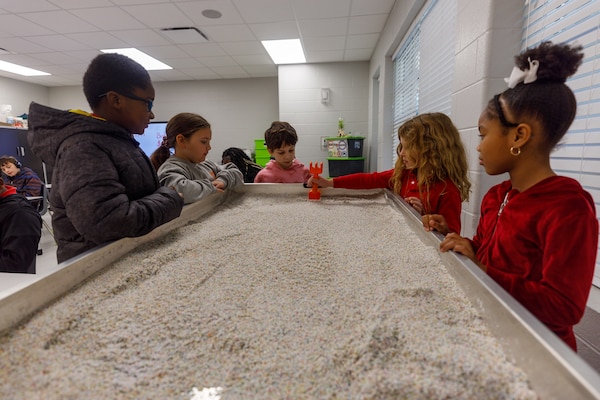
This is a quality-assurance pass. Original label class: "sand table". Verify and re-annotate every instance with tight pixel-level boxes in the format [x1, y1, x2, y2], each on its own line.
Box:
[0, 193, 537, 399]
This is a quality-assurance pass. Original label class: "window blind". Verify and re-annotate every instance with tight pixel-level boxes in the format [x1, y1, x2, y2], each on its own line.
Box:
[391, 0, 456, 163]
[521, 0, 600, 285]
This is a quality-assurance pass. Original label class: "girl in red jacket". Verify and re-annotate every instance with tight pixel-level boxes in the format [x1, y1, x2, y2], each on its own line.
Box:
[309, 112, 471, 234]
[430, 42, 598, 351]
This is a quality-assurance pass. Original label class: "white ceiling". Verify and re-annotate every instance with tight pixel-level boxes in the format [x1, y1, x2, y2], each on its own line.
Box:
[0, 0, 396, 87]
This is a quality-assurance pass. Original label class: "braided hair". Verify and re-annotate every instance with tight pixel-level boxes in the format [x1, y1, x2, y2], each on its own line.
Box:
[222, 147, 262, 183]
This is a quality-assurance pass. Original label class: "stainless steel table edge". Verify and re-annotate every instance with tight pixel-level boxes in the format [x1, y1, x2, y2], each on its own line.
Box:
[384, 188, 600, 399]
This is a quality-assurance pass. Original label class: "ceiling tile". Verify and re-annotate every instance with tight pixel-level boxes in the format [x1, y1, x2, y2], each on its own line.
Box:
[219, 41, 265, 56]
[298, 18, 348, 37]
[61, 49, 103, 62]
[292, 0, 351, 19]
[21, 51, 80, 65]
[110, 0, 166, 4]
[21, 11, 101, 34]
[25, 35, 91, 51]
[159, 57, 205, 69]
[0, 37, 54, 53]
[232, 54, 272, 65]
[232, 0, 295, 23]
[348, 14, 388, 35]
[201, 24, 256, 42]
[66, 32, 130, 49]
[0, 0, 58, 13]
[212, 65, 249, 78]
[344, 48, 373, 61]
[139, 44, 192, 59]
[196, 56, 237, 67]
[243, 64, 277, 75]
[178, 1, 245, 26]
[0, 14, 55, 36]
[0, 0, 396, 86]
[111, 29, 172, 47]
[70, 7, 146, 31]
[178, 67, 221, 79]
[248, 21, 299, 41]
[122, 3, 195, 29]
[350, 0, 396, 16]
[178, 43, 227, 58]
[346, 33, 379, 49]
[306, 50, 344, 63]
[303, 36, 346, 52]
[0, 53, 51, 67]
[48, 0, 113, 8]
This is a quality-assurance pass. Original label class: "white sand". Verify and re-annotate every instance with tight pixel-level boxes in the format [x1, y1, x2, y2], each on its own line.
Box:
[0, 193, 537, 399]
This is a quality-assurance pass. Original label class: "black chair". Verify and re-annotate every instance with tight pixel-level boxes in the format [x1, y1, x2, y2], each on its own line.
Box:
[27, 183, 55, 254]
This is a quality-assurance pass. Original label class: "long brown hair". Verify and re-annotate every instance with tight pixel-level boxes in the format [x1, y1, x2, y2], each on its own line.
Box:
[389, 113, 471, 204]
[149, 112, 211, 171]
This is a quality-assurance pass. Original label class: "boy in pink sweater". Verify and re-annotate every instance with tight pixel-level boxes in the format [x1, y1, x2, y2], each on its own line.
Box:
[253, 121, 310, 183]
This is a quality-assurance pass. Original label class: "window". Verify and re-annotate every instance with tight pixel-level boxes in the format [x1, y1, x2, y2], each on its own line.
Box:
[521, 0, 600, 285]
[391, 0, 456, 163]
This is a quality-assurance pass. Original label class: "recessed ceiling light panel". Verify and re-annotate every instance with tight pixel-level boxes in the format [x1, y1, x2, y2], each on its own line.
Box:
[0, 60, 50, 76]
[261, 39, 306, 65]
[100, 48, 172, 71]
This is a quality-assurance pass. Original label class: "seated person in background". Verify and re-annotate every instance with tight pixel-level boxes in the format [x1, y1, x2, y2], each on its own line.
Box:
[27, 53, 184, 263]
[253, 121, 311, 183]
[308, 113, 471, 234]
[151, 112, 243, 204]
[0, 155, 42, 198]
[0, 177, 41, 274]
[221, 147, 262, 183]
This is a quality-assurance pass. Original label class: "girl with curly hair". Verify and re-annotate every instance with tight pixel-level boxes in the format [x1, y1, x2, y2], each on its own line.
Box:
[309, 112, 471, 234]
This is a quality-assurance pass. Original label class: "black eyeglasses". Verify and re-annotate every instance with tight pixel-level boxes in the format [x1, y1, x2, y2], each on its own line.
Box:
[98, 91, 154, 112]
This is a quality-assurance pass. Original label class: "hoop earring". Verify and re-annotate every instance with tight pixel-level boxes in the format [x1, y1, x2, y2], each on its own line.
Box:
[510, 146, 521, 156]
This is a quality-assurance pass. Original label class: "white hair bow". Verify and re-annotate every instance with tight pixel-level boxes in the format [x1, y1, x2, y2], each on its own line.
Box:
[504, 57, 539, 89]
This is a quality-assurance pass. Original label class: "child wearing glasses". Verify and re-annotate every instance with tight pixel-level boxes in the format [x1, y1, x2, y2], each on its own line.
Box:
[27, 53, 184, 263]
[150, 112, 243, 204]
[431, 42, 598, 351]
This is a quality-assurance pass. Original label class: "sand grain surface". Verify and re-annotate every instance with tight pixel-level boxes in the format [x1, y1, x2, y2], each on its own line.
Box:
[0, 193, 536, 399]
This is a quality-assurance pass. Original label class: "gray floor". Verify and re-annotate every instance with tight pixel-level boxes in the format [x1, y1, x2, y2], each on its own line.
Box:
[31, 214, 600, 376]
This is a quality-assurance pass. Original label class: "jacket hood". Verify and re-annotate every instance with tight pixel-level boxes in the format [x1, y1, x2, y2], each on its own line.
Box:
[27, 102, 135, 167]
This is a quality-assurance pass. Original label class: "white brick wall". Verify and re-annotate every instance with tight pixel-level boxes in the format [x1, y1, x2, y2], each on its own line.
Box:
[278, 62, 369, 178]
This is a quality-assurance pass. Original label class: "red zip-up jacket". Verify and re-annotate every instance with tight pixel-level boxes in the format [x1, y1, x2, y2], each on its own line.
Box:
[333, 169, 462, 233]
[471, 177, 598, 350]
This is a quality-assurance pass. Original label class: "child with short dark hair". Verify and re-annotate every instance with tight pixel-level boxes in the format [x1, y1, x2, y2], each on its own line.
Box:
[0, 176, 41, 273]
[253, 121, 311, 183]
[309, 113, 471, 234]
[150, 112, 243, 204]
[434, 41, 598, 351]
[27, 53, 184, 263]
[0, 155, 42, 198]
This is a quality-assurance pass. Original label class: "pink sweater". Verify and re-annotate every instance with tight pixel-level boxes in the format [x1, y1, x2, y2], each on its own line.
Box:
[253, 159, 311, 183]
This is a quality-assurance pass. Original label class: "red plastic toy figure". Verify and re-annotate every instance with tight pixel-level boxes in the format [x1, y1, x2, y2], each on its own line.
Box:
[308, 162, 323, 200]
